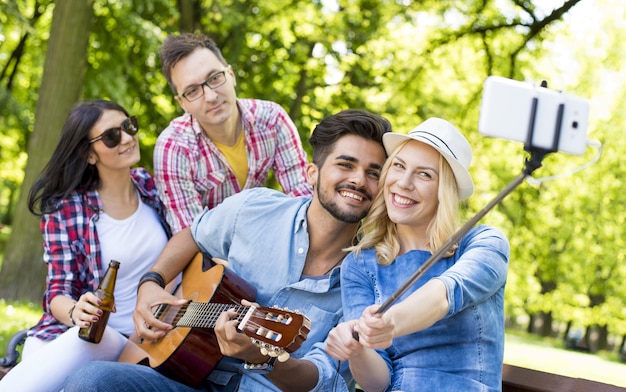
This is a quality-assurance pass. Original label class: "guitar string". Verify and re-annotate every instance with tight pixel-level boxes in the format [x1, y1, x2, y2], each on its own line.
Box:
[175, 303, 246, 327]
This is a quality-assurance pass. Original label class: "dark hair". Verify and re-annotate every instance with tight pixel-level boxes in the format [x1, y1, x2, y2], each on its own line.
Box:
[309, 109, 391, 166]
[159, 32, 228, 94]
[27, 100, 130, 216]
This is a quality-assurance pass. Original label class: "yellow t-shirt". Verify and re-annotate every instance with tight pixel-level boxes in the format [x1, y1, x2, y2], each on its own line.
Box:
[214, 132, 248, 188]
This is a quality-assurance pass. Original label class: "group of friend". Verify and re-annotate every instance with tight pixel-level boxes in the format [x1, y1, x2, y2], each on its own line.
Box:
[0, 32, 510, 392]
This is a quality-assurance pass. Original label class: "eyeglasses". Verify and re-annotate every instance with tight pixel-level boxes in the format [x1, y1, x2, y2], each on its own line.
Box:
[88, 116, 139, 148]
[180, 69, 228, 102]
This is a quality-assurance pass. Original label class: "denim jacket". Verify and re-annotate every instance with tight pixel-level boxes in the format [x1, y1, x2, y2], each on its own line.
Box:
[341, 224, 510, 392]
[191, 188, 353, 391]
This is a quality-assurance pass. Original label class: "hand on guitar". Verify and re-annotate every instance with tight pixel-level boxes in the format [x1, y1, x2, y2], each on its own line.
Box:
[214, 299, 269, 363]
[133, 281, 187, 342]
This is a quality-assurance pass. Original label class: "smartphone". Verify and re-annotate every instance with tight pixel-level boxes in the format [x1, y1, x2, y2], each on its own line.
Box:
[478, 76, 590, 155]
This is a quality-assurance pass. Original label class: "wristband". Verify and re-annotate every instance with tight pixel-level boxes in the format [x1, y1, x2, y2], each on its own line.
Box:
[243, 357, 276, 374]
[68, 303, 77, 326]
[137, 271, 166, 292]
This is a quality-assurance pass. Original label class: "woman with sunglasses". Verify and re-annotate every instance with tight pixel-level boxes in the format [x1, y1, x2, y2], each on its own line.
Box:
[325, 118, 510, 392]
[0, 100, 171, 392]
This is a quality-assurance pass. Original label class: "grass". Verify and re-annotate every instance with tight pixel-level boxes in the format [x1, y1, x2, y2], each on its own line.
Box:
[2, 300, 626, 388]
[0, 226, 38, 362]
[504, 331, 626, 388]
[0, 300, 40, 361]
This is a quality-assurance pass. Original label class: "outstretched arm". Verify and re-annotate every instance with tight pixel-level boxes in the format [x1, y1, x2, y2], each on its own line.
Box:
[133, 227, 199, 341]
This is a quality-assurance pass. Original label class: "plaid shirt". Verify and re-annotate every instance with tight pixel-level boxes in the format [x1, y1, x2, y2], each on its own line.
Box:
[153, 98, 312, 234]
[27, 168, 171, 341]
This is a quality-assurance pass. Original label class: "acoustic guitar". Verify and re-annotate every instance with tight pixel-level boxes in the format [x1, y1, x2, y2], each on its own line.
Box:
[118, 253, 311, 387]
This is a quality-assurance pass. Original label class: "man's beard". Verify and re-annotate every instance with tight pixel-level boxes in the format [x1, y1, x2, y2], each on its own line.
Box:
[317, 182, 371, 224]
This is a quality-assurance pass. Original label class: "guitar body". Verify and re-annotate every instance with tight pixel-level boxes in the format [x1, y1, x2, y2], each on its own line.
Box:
[119, 253, 256, 387]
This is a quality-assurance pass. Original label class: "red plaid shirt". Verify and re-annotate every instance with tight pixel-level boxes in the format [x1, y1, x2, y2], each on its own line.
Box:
[153, 98, 312, 234]
[27, 168, 171, 341]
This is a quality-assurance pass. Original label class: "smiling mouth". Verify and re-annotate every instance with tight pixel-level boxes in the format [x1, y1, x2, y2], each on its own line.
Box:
[207, 101, 225, 112]
[120, 145, 135, 154]
[393, 193, 416, 206]
[340, 190, 364, 202]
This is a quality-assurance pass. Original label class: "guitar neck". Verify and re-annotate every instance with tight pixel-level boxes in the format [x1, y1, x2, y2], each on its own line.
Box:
[171, 303, 249, 329]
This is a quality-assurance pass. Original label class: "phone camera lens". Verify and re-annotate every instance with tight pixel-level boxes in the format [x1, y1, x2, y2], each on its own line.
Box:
[572, 121, 579, 129]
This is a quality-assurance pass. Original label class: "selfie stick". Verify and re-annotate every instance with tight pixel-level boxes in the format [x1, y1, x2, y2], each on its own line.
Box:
[373, 83, 561, 317]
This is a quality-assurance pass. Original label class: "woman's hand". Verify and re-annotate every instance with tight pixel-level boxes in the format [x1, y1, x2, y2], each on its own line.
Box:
[355, 305, 395, 350]
[71, 292, 106, 328]
[325, 320, 363, 361]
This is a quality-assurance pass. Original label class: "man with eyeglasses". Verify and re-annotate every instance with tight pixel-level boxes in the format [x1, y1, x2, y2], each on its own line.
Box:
[154, 32, 312, 234]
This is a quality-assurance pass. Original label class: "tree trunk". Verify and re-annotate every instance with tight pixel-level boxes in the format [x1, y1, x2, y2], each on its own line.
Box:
[538, 311, 554, 337]
[0, 0, 94, 302]
[526, 313, 535, 334]
[178, 0, 202, 33]
[593, 324, 609, 352]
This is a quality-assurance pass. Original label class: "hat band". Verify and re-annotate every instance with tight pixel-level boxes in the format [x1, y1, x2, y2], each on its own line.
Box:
[411, 131, 459, 161]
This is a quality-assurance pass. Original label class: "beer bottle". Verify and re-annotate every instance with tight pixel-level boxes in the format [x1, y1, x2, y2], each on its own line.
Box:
[78, 260, 120, 343]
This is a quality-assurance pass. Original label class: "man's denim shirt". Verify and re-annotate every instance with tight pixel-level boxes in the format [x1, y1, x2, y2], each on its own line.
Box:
[191, 188, 353, 391]
[341, 225, 510, 392]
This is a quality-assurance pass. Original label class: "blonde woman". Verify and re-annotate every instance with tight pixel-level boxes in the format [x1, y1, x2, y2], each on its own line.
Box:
[326, 118, 510, 392]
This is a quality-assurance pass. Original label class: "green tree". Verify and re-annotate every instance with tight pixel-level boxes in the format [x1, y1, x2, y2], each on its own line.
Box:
[0, 0, 94, 301]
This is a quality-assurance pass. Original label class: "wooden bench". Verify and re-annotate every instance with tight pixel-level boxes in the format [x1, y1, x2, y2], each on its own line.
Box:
[502, 363, 626, 391]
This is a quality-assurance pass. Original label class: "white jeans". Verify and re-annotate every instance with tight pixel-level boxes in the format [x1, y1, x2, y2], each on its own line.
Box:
[0, 326, 127, 392]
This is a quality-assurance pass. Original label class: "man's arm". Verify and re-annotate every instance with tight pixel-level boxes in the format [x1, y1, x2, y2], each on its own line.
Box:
[212, 302, 321, 391]
[266, 357, 319, 392]
[213, 307, 319, 391]
[133, 227, 199, 341]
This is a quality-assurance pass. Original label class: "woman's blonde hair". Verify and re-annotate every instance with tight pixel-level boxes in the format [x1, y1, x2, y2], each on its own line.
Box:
[347, 140, 461, 265]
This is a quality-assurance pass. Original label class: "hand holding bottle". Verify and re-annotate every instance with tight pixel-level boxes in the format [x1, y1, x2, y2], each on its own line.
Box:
[78, 260, 120, 343]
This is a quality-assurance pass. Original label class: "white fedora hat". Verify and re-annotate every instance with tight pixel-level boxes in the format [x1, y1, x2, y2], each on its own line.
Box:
[382, 117, 474, 200]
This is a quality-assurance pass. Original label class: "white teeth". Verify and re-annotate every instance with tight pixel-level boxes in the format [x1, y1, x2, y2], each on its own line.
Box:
[394, 194, 414, 205]
[121, 145, 135, 154]
[340, 191, 363, 201]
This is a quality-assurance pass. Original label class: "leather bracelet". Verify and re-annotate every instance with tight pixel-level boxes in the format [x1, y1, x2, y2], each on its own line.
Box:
[137, 271, 166, 292]
[68, 303, 77, 326]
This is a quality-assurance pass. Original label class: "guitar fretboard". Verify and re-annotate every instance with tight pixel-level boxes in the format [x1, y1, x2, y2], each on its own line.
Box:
[173, 303, 248, 328]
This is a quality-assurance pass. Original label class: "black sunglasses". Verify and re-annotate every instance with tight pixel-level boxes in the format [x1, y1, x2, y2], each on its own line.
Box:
[88, 116, 139, 148]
